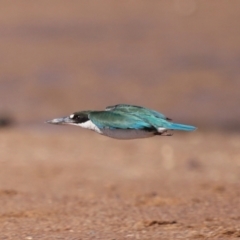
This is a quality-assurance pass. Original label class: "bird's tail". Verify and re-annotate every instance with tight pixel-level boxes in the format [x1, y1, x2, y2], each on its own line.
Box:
[167, 122, 197, 131]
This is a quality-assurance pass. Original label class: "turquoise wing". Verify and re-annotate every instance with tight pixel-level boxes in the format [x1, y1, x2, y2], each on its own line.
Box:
[106, 104, 170, 120]
[105, 104, 196, 131]
[89, 111, 154, 130]
[105, 104, 172, 128]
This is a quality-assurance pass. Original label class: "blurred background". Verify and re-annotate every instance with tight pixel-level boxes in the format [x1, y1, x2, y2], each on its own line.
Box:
[1, 2, 240, 238]
[0, 0, 239, 131]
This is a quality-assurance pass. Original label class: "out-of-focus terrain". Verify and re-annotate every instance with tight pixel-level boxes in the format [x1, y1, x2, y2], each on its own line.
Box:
[0, 1, 240, 239]
[1, 129, 240, 239]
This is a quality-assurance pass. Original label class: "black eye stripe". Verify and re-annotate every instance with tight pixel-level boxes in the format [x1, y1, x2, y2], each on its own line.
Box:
[70, 113, 89, 123]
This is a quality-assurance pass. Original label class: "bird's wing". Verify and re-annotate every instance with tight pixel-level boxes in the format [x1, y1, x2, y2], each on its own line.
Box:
[104, 104, 196, 131]
[89, 111, 154, 130]
[105, 104, 171, 120]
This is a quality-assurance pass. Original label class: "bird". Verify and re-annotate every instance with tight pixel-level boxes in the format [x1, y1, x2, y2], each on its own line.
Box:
[46, 104, 197, 140]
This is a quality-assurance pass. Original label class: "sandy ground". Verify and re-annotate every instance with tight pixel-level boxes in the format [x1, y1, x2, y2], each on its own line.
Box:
[0, 126, 240, 239]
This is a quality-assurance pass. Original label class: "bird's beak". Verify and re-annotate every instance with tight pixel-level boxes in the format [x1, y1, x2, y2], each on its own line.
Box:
[46, 116, 75, 125]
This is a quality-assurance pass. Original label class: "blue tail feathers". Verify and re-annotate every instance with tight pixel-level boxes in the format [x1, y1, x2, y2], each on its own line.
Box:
[168, 122, 197, 131]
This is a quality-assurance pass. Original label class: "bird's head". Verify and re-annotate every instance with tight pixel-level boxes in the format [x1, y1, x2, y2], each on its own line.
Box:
[46, 111, 90, 126]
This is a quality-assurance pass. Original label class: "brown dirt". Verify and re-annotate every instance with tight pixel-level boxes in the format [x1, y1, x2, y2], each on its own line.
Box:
[0, 128, 240, 239]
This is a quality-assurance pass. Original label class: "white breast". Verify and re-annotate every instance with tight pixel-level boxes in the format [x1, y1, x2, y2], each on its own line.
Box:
[78, 120, 102, 133]
[100, 128, 155, 139]
[76, 120, 155, 139]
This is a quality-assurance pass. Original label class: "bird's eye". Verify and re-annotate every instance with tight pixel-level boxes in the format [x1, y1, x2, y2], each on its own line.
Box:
[69, 113, 89, 123]
[70, 114, 81, 120]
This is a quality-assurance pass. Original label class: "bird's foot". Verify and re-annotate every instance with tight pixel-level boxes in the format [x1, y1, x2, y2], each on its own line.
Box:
[155, 130, 173, 136]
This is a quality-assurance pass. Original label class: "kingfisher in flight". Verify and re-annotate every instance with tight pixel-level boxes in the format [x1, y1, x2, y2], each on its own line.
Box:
[47, 104, 197, 140]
